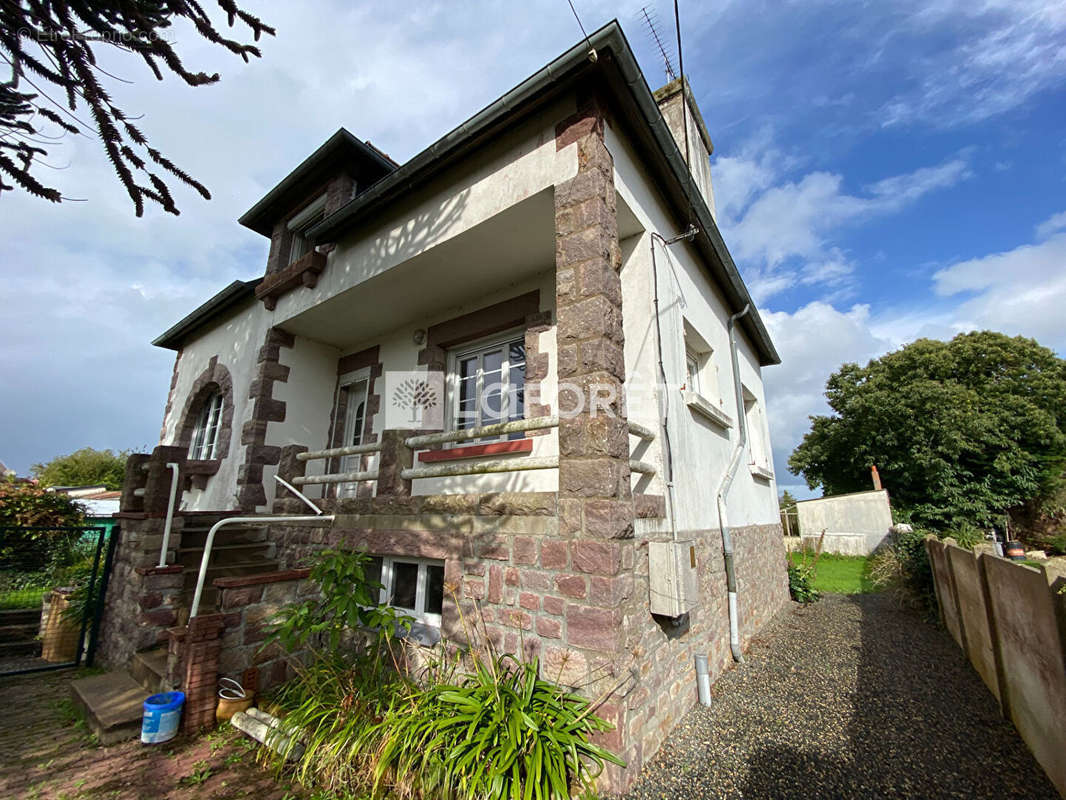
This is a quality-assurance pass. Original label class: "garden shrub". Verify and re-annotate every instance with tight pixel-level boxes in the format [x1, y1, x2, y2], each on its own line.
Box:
[869, 528, 938, 618]
[787, 562, 820, 604]
[263, 547, 623, 800]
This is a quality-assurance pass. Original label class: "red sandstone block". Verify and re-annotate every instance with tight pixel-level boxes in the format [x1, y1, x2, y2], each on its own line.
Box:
[542, 596, 565, 616]
[221, 585, 263, 609]
[565, 604, 620, 651]
[513, 537, 538, 566]
[519, 592, 540, 611]
[488, 565, 503, 604]
[572, 541, 621, 575]
[500, 609, 532, 630]
[536, 617, 562, 639]
[555, 574, 587, 599]
[463, 578, 485, 600]
[540, 540, 568, 570]
[520, 570, 554, 592]
[504, 567, 520, 587]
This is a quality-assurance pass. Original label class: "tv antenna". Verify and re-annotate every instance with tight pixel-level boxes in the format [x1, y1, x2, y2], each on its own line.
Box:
[640, 6, 678, 82]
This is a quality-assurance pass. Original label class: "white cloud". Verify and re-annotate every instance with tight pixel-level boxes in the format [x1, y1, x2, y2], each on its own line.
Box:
[879, 0, 1066, 127]
[1036, 210, 1066, 240]
[714, 139, 971, 303]
[930, 227, 1066, 353]
[761, 302, 892, 488]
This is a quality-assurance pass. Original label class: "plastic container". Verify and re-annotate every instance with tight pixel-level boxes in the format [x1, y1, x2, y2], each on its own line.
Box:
[141, 691, 185, 744]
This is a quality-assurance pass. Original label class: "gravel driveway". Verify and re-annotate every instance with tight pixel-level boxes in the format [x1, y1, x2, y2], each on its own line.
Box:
[624, 593, 1057, 799]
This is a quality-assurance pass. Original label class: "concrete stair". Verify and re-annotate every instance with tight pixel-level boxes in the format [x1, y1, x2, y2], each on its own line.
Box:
[70, 670, 148, 745]
[177, 523, 277, 614]
[70, 645, 171, 744]
[0, 609, 42, 658]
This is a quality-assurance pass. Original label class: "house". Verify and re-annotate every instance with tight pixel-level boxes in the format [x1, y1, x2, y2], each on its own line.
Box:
[97, 21, 788, 789]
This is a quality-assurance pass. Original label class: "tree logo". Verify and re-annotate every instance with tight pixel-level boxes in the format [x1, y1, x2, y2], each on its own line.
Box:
[384, 371, 445, 430]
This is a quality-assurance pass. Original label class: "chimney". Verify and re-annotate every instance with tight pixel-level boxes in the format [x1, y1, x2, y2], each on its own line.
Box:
[653, 77, 717, 219]
[871, 465, 882, 491]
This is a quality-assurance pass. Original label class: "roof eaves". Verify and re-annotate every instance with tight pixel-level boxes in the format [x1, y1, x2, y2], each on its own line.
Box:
[152, 279, 261, 350]
[307, 21, 779, 366]
[238, 128, 396, 236]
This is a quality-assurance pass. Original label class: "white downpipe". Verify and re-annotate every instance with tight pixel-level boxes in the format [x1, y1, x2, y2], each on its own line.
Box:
[158, 462, 181, 569]
[188, 515, 335, 618]
[715, 304, 752, 663]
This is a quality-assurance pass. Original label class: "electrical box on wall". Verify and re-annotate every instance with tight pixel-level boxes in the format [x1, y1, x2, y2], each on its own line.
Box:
[648, 540, 699, 617]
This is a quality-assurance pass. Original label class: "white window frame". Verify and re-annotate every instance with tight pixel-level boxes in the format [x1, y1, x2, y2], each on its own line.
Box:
[446, 329, 527, 439]
[371, 556, 445, 628]
[287, 195, 326, 265]
[335, 367, 371, 497]
[743, 385, 770, 470]
[189, 391, 223, 460]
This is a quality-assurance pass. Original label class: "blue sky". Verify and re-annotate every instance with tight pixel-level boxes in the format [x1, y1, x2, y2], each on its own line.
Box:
[1, 0, 1064, 498]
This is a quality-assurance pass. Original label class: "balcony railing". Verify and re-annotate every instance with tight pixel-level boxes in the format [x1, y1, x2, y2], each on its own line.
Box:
[287, 415, 656, 492]
[292, 441, 382, 487]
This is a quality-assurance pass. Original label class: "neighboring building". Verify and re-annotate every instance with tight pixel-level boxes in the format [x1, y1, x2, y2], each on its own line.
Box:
[99, 22, 788, 788]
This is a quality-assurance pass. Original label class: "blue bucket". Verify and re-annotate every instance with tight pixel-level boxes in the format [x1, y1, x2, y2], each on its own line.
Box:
[141, 691, 185, 744]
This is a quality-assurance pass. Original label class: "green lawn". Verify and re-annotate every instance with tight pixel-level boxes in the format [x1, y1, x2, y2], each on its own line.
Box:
[789, 552, 876, 594]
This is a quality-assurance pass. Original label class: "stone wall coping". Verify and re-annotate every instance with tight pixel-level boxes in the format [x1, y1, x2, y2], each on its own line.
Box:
[135, 564, 184, 576]
[213, 568, 311, 589]
[331, 513, 558, 536]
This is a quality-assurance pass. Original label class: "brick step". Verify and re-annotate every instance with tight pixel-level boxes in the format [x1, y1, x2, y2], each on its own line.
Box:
[177, 541, 276, 568]
[0, 622, 40, 643]
[70, 671, 147, 745]
[179, 525, 268, 549]
[0, 639, 41, 658]
[129, 648, 168, 694]
[0, 608, 41, 626]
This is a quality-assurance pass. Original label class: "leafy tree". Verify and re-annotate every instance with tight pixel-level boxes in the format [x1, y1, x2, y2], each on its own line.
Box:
[1, 1, 274, 215]
[32, 447, 128, 490]
[0, 476, 85, 527]
[779, 489, 798, 513]
[789, 331, 1066, 530]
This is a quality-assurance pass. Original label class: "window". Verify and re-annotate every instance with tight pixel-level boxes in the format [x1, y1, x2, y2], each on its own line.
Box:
[336, 371, 370, 497]
[743, 386, 770, 469]
[367, 556, 445, 627]
[685, 349, 702, 395]
[189, 391, 223, 460]
[682, 321, 720, 405]
[287, 195, 326, 266]
[449, 332, 526, 437]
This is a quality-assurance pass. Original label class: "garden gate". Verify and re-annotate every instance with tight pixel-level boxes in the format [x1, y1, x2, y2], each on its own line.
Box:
[0, 525, 117, 676]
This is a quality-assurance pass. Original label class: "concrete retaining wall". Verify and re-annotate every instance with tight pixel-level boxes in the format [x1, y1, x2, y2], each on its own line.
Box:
[796, 490, 892, 555]
[926, 538, 1066, 797]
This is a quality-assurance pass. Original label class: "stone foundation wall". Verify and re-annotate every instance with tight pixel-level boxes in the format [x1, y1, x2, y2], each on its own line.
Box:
[95, 515, 187, 668]
[213, 570, 316, 691]
[621, 523, 788, 774]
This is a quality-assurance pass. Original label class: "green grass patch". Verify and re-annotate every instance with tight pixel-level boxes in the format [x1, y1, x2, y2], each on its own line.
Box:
[0, 587, 47, 609]
[789, 552, 876, 594]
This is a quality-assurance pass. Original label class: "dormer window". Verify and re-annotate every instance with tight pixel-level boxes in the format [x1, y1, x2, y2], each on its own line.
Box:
[287, 195, 327, 265]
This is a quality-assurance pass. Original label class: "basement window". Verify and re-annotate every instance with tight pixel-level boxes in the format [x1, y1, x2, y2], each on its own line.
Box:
[367, 556, 445, 629]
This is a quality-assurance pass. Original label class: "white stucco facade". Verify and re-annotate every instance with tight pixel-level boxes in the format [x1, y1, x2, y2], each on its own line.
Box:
[156, 84, 778, 526]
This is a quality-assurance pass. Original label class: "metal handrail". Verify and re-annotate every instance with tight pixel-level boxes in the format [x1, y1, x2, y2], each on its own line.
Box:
[627, 420, 656, 441]
[158, 462, 180, 568]
[189, 514, 335, 618]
